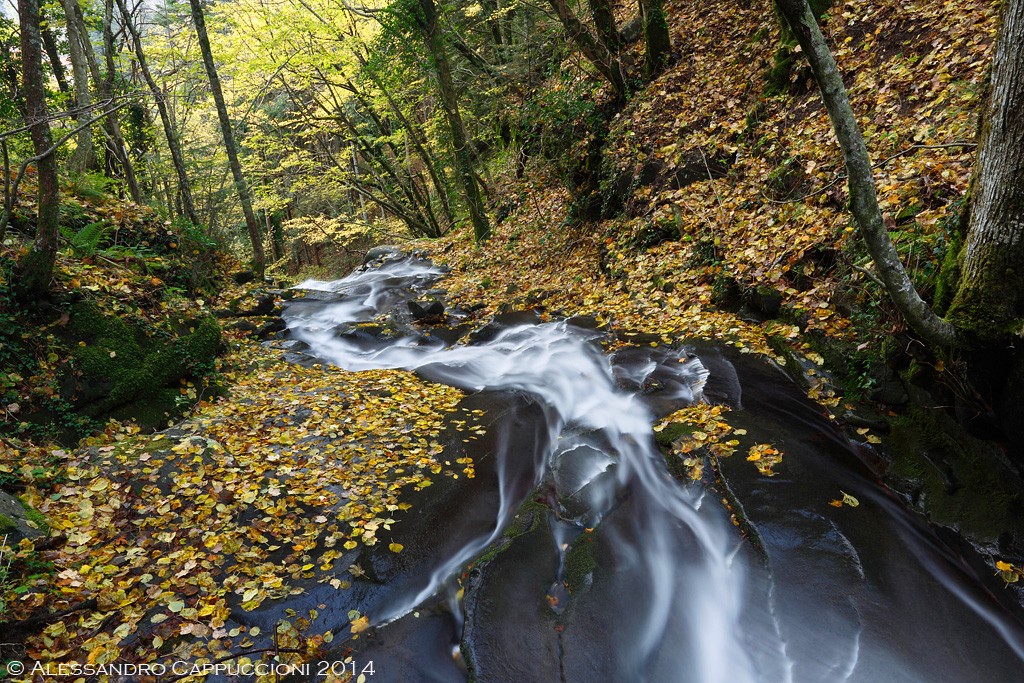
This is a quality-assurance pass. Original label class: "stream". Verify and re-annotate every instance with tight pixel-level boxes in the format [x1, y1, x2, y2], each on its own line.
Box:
[276, 256, 1024, 682]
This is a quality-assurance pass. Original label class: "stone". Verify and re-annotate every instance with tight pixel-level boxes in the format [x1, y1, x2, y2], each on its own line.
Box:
[363, 245, 404, 264]
[0, 491, 45, 544]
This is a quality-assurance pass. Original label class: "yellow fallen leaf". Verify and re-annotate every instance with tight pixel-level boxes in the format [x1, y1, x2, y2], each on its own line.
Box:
[389, 542, 404, 553]
[350, 615, 370, 634]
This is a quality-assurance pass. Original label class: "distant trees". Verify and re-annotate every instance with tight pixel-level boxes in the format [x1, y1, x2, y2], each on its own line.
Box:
[414, 0, 490, 241]
[187, 0, 265, 275]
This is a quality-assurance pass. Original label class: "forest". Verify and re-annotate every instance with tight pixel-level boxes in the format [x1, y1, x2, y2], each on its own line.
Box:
[1, 0, 1024, 679]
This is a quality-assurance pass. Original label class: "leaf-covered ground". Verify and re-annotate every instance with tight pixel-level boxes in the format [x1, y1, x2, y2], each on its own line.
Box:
[1, 0, 1016, 674]
[423, 0, 998, 407]
[0, 338, 472, 675]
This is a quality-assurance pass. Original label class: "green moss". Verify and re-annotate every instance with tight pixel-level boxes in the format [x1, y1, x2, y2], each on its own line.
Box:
[473, 498, 549, 566]
[654, 421, 697, 449]
[888, 407, 1024, 541]
[0, 513, 15, 532]
[764, 46, 797, 96]
[564, 531, 597, 594]
[18, 498, 48, 533]
[69, 304, 221, 426]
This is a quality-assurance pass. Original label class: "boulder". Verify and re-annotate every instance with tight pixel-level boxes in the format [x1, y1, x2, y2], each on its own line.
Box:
[363, 245, 404, 264]
[0, 491, 45, 545]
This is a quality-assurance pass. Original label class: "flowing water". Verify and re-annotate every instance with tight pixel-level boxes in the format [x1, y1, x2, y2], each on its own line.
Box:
[280, 257, 1024, 682]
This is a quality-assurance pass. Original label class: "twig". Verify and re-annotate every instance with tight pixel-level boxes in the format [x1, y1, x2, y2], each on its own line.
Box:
[762, 141, 978, 205]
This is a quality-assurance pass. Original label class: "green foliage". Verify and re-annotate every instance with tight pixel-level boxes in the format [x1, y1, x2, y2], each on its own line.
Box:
[60, 221, 114, 257]
[64, 172, 115, 202]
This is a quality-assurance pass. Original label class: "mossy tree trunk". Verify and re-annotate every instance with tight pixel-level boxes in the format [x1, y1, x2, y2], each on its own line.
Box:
[547, 0, 629, 101]
[17, 0, 61, 297]
[189, 0, 265, 275]
[774, 0, 957, 350]
[639, 0, 671, 80]
[416, 0, 491, 241]
[946, 0, 1024, 340]
[588, 0, 620, 53]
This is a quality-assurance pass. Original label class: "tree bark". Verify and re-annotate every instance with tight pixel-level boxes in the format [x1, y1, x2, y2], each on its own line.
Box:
[639, 0, 671, 80]
[947, 0, 1024, 339]
[117, 0, 199, 221]
[40, 14, 70, 94]
[188, 0, 265, 275]
[17, 0, 61, 296]
[100, 0, 142, 202]
[775, 0, 956, 350]
[416, 0, 490, 240]
[62, 0, 97, 173]
[547, 0, 629, 101]
[589, 0, 620, 53]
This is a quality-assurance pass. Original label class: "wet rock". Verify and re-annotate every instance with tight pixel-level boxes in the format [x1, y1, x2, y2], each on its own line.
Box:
[232, 270, 255, 285]
[408, 300, 446, 324]
[551, 441, 617, 525]
[363, 245, 404, 264]
[256, 317, 287, 340]
[468, 311, 546, 345]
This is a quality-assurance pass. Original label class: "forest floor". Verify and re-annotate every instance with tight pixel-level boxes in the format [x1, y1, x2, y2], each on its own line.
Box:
[3, 0, 1024, 676]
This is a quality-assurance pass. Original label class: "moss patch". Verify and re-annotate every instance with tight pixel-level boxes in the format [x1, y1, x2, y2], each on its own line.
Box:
[564, 530, 598, 594]
[888, 407, 1024, 542]
[0, 513, 15, 532]
[18, 498, 48, 533]
[654, 421, 698, 450]
[68, 302, 222, 427]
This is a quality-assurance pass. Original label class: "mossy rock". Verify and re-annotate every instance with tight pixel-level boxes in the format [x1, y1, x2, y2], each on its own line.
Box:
[68, 303, 222, 427]
[888, 407, 1024, 542]
[19, 498, 48, 533]
[564, 530, 598, 594]
[654, 421, 697, 450]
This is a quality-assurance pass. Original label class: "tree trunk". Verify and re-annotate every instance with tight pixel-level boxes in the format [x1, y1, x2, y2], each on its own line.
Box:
[547, 0, 629, 101]
[100, 0, 142, 202]
[416, 0, 490, 240]
[188, 0, 265, 275]
[589, 0, 620, 53]
[17, 0, 61, 297]
[947, 0, 1024, 340]
[639, 0, 671, 80]
[118, 0, 199, 224]
[40, 14, 70, 94]
[1, 28, 24, 114]
[775, 0, 956, 350]
[62, 0, 97, 173]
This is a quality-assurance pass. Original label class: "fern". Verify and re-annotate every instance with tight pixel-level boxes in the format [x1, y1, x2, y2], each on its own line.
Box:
[61, 221, 113, 257]
[65, 172, 114, 202]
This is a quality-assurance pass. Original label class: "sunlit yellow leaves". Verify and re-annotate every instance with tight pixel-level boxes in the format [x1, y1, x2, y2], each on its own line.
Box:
[389, 542, 404, 553]
[747, 444, 783, 477]
[995, 560, 1023, 584]
[829, 491, 860, 508]
[350, 615, 370, 634]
